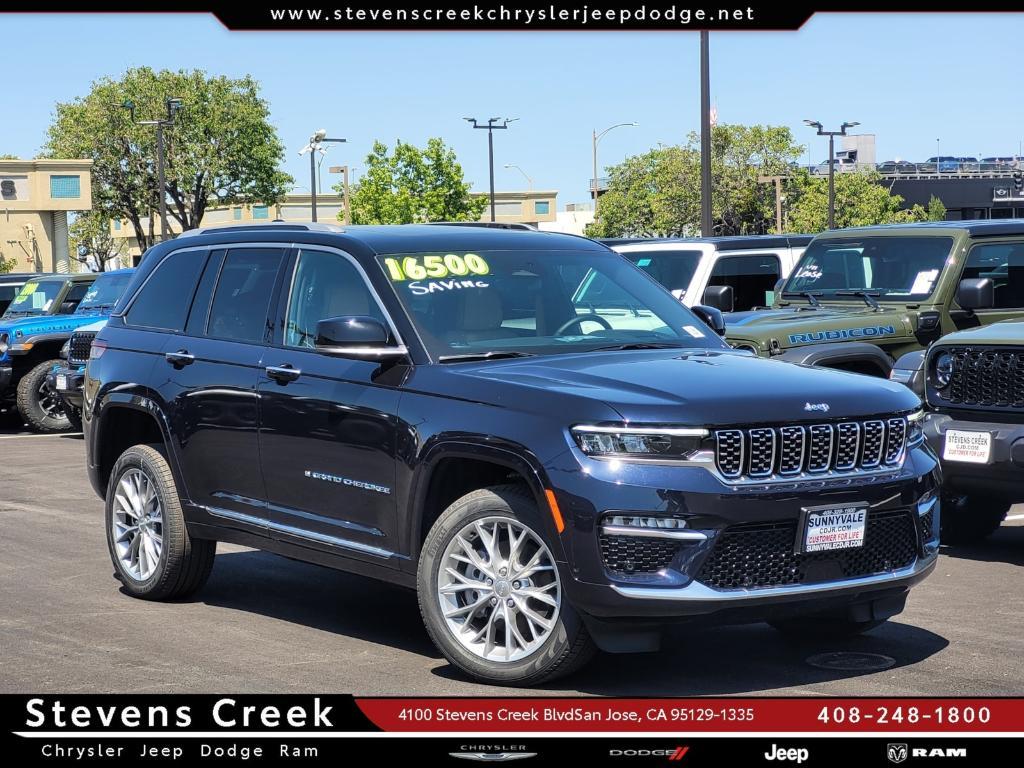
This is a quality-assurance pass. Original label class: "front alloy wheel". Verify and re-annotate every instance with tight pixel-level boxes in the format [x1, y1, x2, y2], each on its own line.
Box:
[418, 485, 595, 686]
[437, 515, 561, 663]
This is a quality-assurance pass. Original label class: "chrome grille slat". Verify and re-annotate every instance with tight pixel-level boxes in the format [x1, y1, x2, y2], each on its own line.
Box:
[713, 417, 907, 483]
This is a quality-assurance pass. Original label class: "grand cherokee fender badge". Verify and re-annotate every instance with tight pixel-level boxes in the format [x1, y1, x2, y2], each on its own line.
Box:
[788, 325, 896, 344]
[304, 470, 391, 495]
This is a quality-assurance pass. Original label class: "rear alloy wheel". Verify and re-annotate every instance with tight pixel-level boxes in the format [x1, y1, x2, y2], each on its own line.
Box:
[418, 486, 595, 685]
[16, 359, 71, 433]
[106, 444, 216, 600]
[940, 493, 1009, 545]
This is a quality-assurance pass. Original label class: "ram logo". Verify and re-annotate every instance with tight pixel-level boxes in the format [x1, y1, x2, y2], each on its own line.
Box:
[887, 744, 908, 764]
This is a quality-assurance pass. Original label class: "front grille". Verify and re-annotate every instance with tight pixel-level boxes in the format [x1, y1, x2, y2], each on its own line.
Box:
[943, 347, 1024, 410]
[919, 509, 934, 543]
[68, 331, 97, 365]
[697, 509, 918, 590]
[714, 417, 907, 481]
[599, 533, 680, 575]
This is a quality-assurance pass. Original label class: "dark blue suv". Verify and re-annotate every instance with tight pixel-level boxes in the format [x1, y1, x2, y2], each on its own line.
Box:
[84, 223, 939, 685]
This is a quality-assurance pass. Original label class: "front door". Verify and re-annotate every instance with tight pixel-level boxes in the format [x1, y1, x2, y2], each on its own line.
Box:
[952, 239, 1024, 330]
[258, 247, 402, 563]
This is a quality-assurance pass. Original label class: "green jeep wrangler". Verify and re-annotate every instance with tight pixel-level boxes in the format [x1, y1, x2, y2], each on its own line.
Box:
[920, 317, 1024, 543]
[723, 221, 1024, 384]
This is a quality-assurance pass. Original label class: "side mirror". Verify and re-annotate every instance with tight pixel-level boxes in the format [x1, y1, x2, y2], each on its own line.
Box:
[701, 284, 735, 313]
[957, 278, 994, 311]
[59, 301, 78, 314]
[691, 304, 727, 336]
[315, 316, 407, 359]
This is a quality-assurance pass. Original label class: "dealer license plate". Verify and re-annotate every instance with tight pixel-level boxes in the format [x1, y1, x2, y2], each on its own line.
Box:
[802, 504, 867, 553]
[943, 429, 991, 464]
[55, 375, 68, 391]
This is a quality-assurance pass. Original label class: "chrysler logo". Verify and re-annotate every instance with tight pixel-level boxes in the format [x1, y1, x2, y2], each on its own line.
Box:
[450, 753, 537, 762]
[804, 402, 830, 413]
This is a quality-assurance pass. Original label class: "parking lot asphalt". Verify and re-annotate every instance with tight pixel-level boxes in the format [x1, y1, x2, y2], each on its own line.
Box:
[1, 426, 1021, 697]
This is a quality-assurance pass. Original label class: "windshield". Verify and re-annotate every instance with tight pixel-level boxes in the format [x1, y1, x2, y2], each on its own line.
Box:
[2, 279, 62, 317]
[782, 236, 954, 300]
[379, 249, 727, 359]
[620, 249, 703, 297]
[76, 272, 132, 313]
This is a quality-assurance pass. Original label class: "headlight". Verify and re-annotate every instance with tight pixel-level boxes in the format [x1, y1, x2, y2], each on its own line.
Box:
[933, 351, 953, 389]
[907, 408, 925, 446]
[0, 332, 7, 357]
[571, 424, 708, 460]
[60, 339, 70, 360]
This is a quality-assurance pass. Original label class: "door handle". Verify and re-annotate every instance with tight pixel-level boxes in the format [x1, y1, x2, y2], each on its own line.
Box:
[266, 364, 301, 383]
[164, 350, 194, 367]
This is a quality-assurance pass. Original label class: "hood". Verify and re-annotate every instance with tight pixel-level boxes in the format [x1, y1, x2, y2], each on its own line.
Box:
[932, 318, 1024, 348]
[725, 304, 914, 350]
[443, 348, 920, 426]
[0, 311, 108, 340]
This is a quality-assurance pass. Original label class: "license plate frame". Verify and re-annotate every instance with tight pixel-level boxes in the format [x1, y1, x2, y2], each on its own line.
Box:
[55, 374, 68, 391]
[796, 502, 869, 555]
[943, 429, 992, 464]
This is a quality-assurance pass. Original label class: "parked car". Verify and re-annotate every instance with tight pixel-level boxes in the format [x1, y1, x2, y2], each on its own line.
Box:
[876, 160, 917, 175]
[958, 157, 980, 173]
[84, 222, 938, 685]
[0, 269, 132, 432]
[0, 272, 48, 316]
[50, 318, 108, 431]
[1, 272, 96, 320]
[922, 156, 960, 173]
[812, 156, 857, 175]
[725, 221, 1024, 385]
[917, 319, 1024, 543]
[604, 235, 812, 313]
[981, 156, 1019, 172]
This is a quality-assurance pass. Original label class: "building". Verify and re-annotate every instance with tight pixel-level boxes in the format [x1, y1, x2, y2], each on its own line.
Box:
[112, 189, 559, 257]
[887, 174, 1024, 220]
[0, 159, 93, 273]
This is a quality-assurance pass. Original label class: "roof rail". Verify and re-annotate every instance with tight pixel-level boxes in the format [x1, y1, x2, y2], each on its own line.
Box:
[175, 222, 345, 239]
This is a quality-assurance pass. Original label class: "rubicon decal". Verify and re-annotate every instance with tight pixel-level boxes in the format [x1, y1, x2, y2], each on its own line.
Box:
[788, 325, 897, 344]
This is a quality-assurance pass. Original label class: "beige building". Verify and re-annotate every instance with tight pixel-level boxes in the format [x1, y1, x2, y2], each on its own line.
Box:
[0, 159, 93, 273]
[112, 189, 559, 256]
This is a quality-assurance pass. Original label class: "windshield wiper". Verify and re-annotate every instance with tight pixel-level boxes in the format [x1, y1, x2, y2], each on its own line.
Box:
[781, 291, 821, 307]
[835, 290, 881, 310]
[585, 342, 687, 352]
[438, 351, 537, 363]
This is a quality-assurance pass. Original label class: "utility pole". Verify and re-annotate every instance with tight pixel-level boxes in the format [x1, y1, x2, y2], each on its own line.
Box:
[465, 117, 517, 221]
[804, 120, 860, 229]
[592, 122, 638, 212]
[123, 97, 183, 241]
[700, 30, 713, 237]
[299, 130, 346, 222]
[758, 175, 785, 232]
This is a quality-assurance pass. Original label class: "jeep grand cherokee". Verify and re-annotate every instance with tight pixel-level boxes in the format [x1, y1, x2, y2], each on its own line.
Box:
[84, 223, 940, 685]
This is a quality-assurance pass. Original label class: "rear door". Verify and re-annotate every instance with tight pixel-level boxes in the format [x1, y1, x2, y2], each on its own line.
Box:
[257, 246, 403, 562]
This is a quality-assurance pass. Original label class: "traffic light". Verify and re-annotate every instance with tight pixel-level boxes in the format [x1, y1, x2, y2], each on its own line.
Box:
[1013, 171, 1024, 195]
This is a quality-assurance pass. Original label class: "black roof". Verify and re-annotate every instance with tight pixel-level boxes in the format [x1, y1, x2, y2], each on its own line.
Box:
[601, 234, 814, 250]
[0, 272, 49, 282]
[815, 219, 1024, 238]
[175, 222, 609, 255]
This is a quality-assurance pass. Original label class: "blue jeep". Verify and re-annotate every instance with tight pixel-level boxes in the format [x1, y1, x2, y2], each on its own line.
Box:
[0, 269, 135, 432]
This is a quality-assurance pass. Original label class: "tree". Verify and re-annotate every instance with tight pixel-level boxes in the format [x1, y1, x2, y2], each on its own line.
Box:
[45, 67, 292, 252]
[340, 138, 487, 224]
[0, 255, 16, 273]
[586, 124, 803, 238]
[69, 211, 127, 272]
[0, 154, 18, 160]
[926, 194, 947, 221]
[785, 171, 928, 232]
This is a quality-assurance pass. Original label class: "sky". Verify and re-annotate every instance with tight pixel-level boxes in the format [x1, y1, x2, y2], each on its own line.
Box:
[2, 12, 1023, 206]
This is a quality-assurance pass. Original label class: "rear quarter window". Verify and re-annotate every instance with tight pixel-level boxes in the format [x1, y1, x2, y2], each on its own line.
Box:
[125, 249, 208, 331]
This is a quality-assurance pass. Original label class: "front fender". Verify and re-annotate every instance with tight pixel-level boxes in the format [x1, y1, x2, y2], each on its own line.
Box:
[775, 341, 894, 377]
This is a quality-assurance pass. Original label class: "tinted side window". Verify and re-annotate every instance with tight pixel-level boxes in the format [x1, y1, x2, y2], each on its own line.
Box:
[708, 254, 781, 311]
[126, 249, 207, 331]
[61, 282, 91, 313]
[285, 249, 384, 348]
[207, 248, 284, 343]
[962, 241, 1024, 309]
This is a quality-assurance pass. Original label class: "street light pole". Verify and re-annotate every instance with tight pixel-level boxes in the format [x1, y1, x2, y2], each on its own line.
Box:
[700, 30, 713, 237]
[124, 97, 183, 242]
[804, 119, 860, 230]
[592, 121, 638, 210]
[466, 117, 517, 222]
[504, 163, 533, 190]
[299, 130, 346, 222]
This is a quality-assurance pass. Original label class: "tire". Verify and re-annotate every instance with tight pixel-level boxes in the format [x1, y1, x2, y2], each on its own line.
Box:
[105, 444, 216, 601]
[65, 406, 83, 433]
[769, 617, 886, 640]
[16, 359, 71, 433]
[417, 485, 595, 686]
[940, 493, 1009, 545]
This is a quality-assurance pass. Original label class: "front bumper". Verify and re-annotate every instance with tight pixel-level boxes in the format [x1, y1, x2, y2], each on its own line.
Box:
[549, 442, 940, 631]
[47, 364, 86, 410]
[924, 411, 1024, 499]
